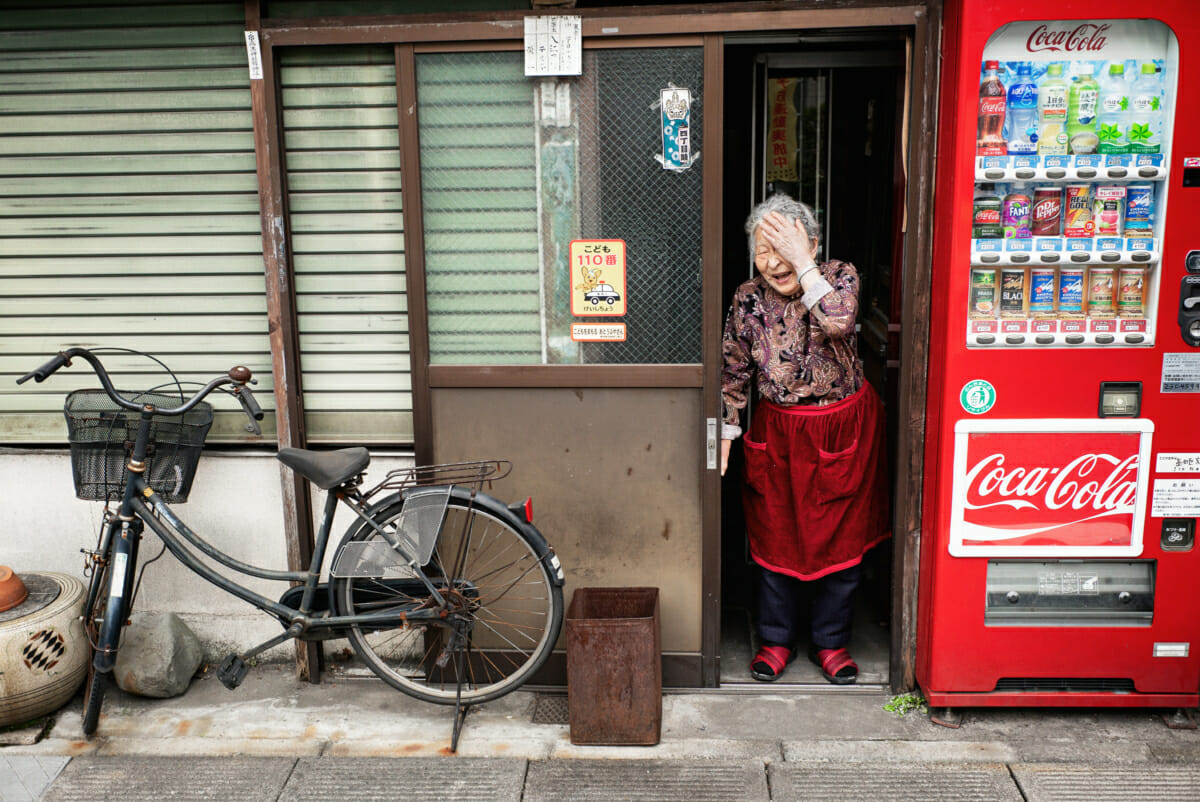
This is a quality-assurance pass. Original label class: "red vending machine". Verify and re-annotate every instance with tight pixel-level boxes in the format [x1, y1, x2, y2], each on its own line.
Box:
[919, 1, 1200, 715]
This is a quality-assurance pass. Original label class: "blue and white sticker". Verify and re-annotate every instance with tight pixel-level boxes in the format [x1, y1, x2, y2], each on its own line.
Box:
[660, 87, 695, 171]
[960, 379, 997, 415]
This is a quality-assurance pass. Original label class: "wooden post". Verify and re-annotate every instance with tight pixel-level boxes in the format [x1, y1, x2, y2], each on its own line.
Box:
[245, 0, 321, 682]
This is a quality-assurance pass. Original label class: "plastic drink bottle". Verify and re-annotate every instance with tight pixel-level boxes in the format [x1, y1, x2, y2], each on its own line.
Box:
[976, 60, 1007, 156]
[1127, 62, 1163, 154]
[1037, 62, 1069, 155]
[1006, 62, 1038, 155]
[1002, 183, 1032, 239]
[1097, 62, 1129, 154]
[1066, 63, 1099, 154]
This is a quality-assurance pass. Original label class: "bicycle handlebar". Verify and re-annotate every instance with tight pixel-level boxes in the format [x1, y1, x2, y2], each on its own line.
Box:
[16, 352, 71, 385]
[234, 385, 264, 435]
[16, 347, 262, 427]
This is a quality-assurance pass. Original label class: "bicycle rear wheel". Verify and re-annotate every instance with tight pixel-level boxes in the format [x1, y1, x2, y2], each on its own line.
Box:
[334, 494, 563, 705]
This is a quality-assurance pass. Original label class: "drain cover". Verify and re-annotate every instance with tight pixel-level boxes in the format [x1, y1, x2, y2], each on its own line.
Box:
[531, 694, 570, 724]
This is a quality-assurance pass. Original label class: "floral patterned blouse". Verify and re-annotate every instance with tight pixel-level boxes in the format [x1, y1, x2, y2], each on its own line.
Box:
[721, 259, 864, 437]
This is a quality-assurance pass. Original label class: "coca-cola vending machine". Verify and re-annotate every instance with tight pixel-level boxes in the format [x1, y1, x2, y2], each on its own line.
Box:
[919, 0, 1200, 717]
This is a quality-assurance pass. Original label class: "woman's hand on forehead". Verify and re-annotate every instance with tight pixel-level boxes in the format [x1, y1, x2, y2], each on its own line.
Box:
[759, 211, 814, 267]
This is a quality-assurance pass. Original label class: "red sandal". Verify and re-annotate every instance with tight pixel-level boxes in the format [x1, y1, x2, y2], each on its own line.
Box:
[809, 646, 858, 685]
[750, 644, 793, 682]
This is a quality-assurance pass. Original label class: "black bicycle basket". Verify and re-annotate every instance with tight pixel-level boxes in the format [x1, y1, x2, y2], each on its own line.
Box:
[63, 389, 214, 503]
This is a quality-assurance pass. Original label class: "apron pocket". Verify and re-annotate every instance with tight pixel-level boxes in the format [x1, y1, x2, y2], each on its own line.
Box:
[815, 439, 861, 503]
[742, 435, 769, 495]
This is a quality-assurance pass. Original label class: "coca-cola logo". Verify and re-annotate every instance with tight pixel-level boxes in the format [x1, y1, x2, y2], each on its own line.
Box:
[964, 452, 1138, 515]
[953, 427, 1147, 553]
[1033, 199, 1061, 220]
[1026, 23, 1110, 54]
[979, 97, 1005, 114]
[975, 209, 1001, 223]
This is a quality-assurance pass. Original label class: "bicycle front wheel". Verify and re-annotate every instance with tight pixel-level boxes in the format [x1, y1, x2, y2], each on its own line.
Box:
[334, 495, 563, 705]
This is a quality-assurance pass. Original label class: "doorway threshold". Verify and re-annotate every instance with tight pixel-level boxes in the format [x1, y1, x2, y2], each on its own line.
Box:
[721, 605, 890, 689]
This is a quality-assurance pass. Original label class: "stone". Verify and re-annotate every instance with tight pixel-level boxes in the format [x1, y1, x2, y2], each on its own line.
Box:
[114, 612, 203, 698]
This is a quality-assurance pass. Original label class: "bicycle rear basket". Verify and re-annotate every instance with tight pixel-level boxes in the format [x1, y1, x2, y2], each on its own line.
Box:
[64, 389, 213, 503]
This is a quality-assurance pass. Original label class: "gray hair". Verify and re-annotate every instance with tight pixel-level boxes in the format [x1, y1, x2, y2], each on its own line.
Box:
[744, 194, 820, 262]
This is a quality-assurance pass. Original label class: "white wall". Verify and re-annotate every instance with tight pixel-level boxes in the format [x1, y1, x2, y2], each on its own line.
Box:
[0, 448, 414, 663]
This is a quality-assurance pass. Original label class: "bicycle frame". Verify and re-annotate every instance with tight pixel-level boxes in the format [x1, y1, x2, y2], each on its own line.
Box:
[111, 404, 450, 643]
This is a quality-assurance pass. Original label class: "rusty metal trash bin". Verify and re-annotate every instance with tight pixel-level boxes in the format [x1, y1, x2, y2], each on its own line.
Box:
[565, 586, 661, 745]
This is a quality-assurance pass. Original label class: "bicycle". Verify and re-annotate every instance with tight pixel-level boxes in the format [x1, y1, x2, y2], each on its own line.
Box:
[18, 347, 565, 749]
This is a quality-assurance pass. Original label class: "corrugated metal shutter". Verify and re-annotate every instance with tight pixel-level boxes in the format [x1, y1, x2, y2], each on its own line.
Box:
[279, 46, 411, 444]
[0, 1, 272, 443]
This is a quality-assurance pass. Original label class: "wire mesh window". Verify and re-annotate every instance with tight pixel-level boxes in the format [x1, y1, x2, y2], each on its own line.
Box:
[417, 47, 703, 365]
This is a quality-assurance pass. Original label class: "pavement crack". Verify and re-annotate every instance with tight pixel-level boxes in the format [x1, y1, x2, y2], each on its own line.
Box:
[272, 757, 301, 802]
[1007, 763, 1031, 802]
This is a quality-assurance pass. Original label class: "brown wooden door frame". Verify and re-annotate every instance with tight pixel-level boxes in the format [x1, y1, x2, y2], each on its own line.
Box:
[251, 1, 942, 691]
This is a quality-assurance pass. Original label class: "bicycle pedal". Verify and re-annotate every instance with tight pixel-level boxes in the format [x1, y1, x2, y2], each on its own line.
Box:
[216, 654, 249, 690]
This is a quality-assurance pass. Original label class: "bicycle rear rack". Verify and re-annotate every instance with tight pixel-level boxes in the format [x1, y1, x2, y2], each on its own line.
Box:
[361, 459, 512, 502]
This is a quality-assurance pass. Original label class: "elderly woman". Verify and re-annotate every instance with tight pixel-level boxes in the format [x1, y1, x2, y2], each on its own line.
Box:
[720, 194, 889, 684]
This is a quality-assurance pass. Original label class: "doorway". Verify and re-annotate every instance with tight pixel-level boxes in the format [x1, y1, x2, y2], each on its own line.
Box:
[719, 31, 908, 687]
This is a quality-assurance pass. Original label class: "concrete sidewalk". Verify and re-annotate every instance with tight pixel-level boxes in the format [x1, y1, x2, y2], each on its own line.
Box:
[3, 664, 1200, 800]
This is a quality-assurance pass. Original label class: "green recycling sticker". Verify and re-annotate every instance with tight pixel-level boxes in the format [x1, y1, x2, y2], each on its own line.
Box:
[960, 379, 996, 415]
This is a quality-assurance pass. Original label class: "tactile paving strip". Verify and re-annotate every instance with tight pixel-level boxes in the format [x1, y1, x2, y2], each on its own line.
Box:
[1012, 763, 1200, 801]
[524, 759, 769, 801]
[770, 761, 1023, 801]
[41, 756, 295, 802]
[281, 757, 526, 802]
[0, 756, 69, 802]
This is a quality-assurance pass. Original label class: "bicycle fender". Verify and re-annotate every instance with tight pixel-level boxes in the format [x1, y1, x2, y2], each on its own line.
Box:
[94, 530, 139, 673]
[442, 485, 566, 588]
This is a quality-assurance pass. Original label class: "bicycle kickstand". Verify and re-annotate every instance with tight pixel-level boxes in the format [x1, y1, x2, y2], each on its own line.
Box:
[441, 618, 472, 752]
[451, 646, 471, 753]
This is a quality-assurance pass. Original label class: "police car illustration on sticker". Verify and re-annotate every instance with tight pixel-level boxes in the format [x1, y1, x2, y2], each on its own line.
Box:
[570, 239, 627, 317]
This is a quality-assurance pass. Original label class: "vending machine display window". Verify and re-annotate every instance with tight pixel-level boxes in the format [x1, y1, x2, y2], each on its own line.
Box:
[967, 20, 1179, 348]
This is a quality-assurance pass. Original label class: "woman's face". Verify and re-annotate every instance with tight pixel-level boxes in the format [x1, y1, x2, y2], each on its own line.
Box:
[754, 226, 812, 296]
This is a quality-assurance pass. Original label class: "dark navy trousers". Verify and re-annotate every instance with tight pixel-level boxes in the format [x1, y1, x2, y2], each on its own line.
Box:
[756, 563, 861, 650]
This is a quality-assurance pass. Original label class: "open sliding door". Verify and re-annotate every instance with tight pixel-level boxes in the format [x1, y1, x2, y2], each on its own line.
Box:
[403, 38, 723, 685]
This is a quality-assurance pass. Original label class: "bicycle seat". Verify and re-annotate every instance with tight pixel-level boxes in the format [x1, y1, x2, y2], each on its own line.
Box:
[276, 447, 370, 489]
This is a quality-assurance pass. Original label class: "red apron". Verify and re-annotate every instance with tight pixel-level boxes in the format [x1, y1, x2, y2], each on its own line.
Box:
[741, 383, 891, 580]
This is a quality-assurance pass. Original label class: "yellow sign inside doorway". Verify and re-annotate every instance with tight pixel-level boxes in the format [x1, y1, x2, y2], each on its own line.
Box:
[570, 239, 627, 317]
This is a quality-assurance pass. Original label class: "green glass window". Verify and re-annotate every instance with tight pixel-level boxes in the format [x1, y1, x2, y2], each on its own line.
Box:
[417, 47, 704, 366]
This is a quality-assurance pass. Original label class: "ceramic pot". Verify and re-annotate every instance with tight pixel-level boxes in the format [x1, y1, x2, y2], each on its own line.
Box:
[0, 572, 88, 727]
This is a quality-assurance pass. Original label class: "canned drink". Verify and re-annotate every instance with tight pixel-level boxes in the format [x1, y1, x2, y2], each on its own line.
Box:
[1118, 267, 1146, 317]
[972, 196, 1003, 239]
[969, 268, 997, 318]
[1002, 188, 1033, 239]
[1031, 187, 1063, 236]
[1088, 266, 1116, 318]
[1124, 184, 1155, 233]
[999, 268, 1027, 318]
[1093, 185, 1127, 238]
[1063, 184, 1094, 238]
[1029, 268, 1057, 318]
[1058, 267, 1085, 317]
